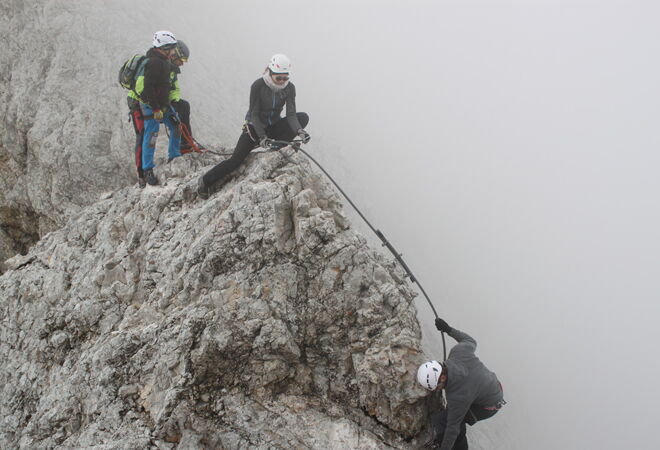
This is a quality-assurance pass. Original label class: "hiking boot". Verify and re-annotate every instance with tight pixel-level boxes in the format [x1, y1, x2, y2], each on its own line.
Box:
[144, 169, 159, 186]
[138, 177, 146, 189]
[197, 176, 211, 200]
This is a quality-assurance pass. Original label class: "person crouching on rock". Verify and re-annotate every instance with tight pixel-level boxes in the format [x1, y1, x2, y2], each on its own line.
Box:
[135, 30, 183, 186]
[197, 53, 311, 199]
[417, 318, 506, 450]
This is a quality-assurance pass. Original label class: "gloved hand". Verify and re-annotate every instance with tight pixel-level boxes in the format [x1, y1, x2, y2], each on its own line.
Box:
[260, 137, 273, 149]
[153, 109, 164, 122]
[297, 129, 311, 144]
[435, 318, 452, 333]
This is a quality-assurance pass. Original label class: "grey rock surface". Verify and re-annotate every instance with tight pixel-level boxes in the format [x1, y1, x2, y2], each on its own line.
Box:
[1, 0, 115, 262]
[1, 150, 435, 449]
[0, 0, 204, 267]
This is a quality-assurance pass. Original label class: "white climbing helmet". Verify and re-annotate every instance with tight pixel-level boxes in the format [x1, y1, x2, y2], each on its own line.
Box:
[153, 30, 177, 48]
[417, 360, 443, 391]
[268, 53, 291, 73]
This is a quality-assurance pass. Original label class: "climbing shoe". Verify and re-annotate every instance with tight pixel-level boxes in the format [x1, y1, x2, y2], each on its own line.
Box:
[197, 176, 211, 200]
[138, 177, 146, 189]
[144, 169, 159, 186]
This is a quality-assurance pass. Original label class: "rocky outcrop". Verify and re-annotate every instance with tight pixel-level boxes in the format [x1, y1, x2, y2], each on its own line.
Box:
[0, 150, 435, 449]
[0, 3, 442, 447]
[0, 0, 175, 266]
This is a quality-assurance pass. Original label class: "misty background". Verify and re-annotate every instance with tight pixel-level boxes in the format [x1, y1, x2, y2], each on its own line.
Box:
[114, 1, 660, 448]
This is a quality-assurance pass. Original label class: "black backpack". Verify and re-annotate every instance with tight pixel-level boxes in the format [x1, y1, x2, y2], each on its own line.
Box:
[118, 54, 147, 91]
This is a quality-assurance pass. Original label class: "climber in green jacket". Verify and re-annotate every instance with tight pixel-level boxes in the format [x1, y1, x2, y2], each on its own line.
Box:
[128, 30, 182, 187]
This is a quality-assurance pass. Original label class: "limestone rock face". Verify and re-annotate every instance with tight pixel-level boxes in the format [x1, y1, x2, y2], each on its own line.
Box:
[0, 151, 433, 449]
[0, 0, 171, 266]
[0, 2, 438, 446]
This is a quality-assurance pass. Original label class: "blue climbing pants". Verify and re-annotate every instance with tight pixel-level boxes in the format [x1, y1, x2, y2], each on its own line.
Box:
[140, 104, 182, 170]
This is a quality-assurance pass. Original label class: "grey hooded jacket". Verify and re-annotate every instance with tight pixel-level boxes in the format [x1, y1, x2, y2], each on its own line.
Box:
[245, 78, 302, 139]
[439, 328, 503, 450]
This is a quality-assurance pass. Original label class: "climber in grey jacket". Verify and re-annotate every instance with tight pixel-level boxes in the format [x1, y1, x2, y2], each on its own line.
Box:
[417, 318, 505, 450]
[197, 53, 310, 199]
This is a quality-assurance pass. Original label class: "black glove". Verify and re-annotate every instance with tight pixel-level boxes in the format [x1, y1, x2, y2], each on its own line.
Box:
[435, 318, 452, 333]
[260, 137, 273, 149]
[297, 129, 311, 144]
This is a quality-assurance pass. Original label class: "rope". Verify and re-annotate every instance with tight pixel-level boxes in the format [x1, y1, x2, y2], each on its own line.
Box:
[271, 140, 448, 361]
[158, 129, 447, 359]
[174, 125, 287, 158]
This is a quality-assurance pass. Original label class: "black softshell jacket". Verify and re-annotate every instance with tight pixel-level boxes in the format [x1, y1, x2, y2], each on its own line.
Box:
[141, 47, 173, 111]
[245, 78, 302, 139]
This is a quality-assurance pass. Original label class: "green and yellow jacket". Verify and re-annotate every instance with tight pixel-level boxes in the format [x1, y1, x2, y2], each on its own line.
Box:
[128, 47, 180, 109]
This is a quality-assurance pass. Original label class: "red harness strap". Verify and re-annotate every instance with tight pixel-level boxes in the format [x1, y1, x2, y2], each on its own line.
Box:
[131, 109, 145, 171]
[180, 123, 204, 154]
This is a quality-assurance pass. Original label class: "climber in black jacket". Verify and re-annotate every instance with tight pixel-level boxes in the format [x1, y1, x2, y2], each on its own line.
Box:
[197, 53, 310, 199]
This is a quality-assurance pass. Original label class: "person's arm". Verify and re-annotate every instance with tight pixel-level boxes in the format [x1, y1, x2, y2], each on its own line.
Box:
[247, 80, 266, 138]
[143, 59, 170, 111]
[285, 83, 303, 133]
[435, 318, 477, 349]
[156, 60, 172, 109]
[169, 72, 181, 102]
[439, 400, 471, 450]
[141, 58, 158, 109]
[448, 328, 477, 349]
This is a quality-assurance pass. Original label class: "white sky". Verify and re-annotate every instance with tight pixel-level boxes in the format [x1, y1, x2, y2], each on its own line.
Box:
[124, 1, 660, 448]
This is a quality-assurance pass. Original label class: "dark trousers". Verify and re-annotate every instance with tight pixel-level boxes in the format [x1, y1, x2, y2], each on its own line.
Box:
[171, 99, 192, 141]
[128, 99, 145, 177]
[431, 406, 499, 450]
[203, 112, 309, 186]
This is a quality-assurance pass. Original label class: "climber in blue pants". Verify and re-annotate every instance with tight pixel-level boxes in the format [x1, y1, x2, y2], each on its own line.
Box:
[140, 103, 181, 172]
[131, 30, 183, 186]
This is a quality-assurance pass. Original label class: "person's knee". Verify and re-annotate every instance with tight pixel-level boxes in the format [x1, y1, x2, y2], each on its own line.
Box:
[297, 112, 309, 128]
[146, 130, 159, 149]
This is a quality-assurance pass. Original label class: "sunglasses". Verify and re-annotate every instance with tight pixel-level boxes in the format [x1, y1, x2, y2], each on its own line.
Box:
[274, 75, 289, 82]
[173, 47, 187, 59]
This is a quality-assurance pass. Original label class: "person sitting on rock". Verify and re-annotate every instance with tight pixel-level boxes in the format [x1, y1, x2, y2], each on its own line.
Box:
[417, 318, 506, 450]
[197, 53, 311, 199]
[131, 30, 183, 187]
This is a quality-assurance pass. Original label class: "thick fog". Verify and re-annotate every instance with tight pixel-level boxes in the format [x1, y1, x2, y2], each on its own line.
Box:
[121, 1, 660, 448]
